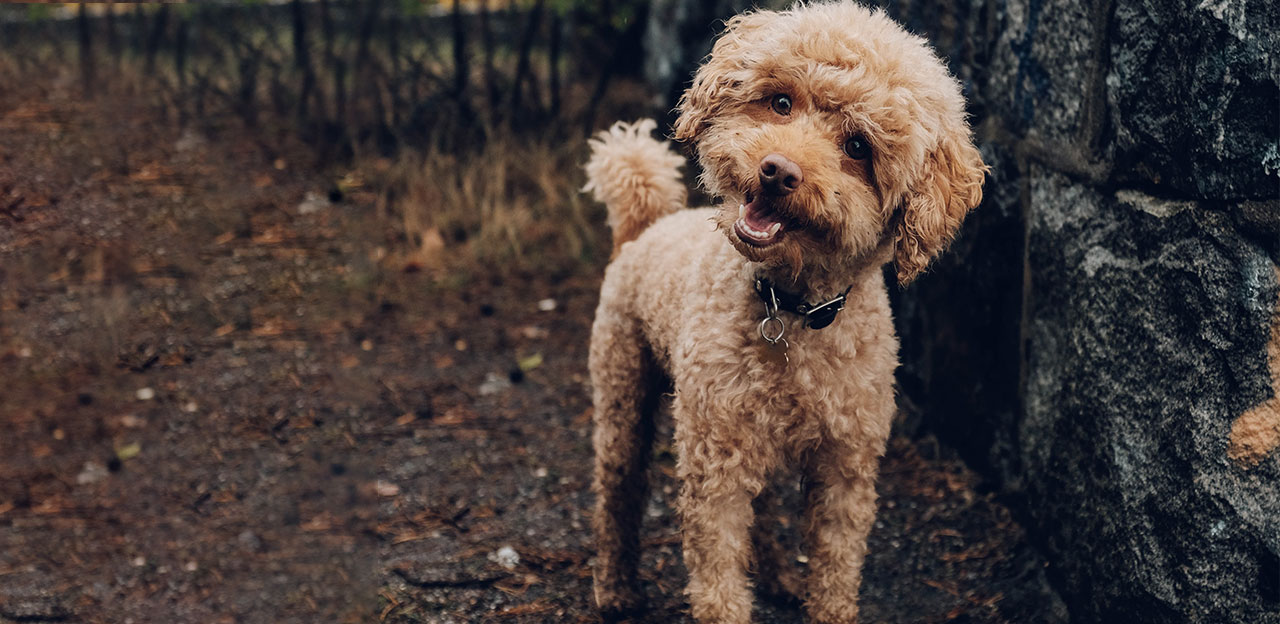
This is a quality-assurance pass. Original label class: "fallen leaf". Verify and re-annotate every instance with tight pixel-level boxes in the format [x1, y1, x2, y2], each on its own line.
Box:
[252, 319, 287, 337]
[116, 442, 142, 461]
[302, 513, 333, 532]
[518, 353, 543, 372]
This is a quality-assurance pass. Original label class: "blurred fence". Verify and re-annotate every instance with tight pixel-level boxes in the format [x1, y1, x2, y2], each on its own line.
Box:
[0, 1, 648, 160]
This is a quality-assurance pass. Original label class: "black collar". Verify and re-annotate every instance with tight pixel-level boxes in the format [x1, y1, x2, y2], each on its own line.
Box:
[755, 278, 852, 330]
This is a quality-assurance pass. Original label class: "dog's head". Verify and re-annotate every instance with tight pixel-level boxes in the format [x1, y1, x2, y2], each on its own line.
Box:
[674, 2, 986, 284]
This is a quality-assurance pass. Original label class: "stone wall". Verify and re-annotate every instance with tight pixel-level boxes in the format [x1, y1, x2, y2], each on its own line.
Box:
[886, 0, 1280, 621]
[647, 0, 1280, 621]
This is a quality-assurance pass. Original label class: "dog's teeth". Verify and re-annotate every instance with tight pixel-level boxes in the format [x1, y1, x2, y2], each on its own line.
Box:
[738, 204, 746, 219]
[767, 222, 781, 236]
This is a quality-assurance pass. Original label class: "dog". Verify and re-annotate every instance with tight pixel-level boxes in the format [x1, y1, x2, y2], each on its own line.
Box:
[582, 2, 986, 622]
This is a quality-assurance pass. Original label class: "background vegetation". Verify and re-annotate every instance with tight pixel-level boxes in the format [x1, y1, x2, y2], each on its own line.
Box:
[0, 1, 657, 275]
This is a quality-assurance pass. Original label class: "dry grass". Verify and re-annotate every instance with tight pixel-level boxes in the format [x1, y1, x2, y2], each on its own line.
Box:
[367, 134, 609, 276]
[0, 25, 652, 280]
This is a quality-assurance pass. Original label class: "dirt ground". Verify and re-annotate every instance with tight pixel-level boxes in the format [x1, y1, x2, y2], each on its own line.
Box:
[0, 84, 1067, 623]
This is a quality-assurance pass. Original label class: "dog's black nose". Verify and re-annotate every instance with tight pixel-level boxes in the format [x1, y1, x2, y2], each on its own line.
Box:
[759, 153, 803, 196]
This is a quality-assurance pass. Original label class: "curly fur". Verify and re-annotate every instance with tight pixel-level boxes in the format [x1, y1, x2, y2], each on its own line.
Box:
[587, 3, 986, 622]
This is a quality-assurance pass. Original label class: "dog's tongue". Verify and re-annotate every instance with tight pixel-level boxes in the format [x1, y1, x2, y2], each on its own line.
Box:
[744, 199, 780, 230]
[735, 198, 785, 246]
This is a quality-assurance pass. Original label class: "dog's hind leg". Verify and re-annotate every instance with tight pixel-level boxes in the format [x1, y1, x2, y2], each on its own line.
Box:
[589, 312, 662, 617]
[752, 482, 805, 607]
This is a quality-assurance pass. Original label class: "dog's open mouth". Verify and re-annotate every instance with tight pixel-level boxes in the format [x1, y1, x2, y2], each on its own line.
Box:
[733, 192, 791, 247]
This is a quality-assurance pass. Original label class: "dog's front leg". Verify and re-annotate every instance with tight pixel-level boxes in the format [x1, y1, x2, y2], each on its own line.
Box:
[802, 440, 883, 624]
[679, 476, 755, 624]
[675, 400, 763, 624]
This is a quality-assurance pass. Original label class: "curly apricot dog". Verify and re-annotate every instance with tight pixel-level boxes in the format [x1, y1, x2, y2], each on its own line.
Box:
[583, 3, 985, 622]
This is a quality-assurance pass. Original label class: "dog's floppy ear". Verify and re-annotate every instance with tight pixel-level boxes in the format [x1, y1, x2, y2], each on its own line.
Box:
[893, 130, 986, 285]
[673, 11, 775, 143]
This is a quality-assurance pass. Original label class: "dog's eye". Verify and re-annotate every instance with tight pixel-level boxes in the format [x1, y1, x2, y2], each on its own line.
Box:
[843, 135, 870, 160]
[770, 94, 792, 116]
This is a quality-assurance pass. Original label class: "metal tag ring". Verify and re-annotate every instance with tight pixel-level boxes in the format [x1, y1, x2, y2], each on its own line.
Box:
[759, 317, 786, 343]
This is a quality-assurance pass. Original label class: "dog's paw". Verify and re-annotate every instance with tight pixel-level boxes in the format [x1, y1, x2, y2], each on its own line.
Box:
[595, 585, 647, 622]
[756, 569, 805, 609]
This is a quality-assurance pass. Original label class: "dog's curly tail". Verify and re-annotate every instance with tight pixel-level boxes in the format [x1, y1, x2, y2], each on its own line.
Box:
[583, 119, 687, 258]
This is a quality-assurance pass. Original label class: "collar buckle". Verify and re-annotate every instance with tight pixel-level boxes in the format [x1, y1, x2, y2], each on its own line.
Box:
[803, 295, 846, 329]
[756, 278, 850, 331]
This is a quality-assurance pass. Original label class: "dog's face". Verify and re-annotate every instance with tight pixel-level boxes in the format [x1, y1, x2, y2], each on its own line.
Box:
[674, 2, 986, 284]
